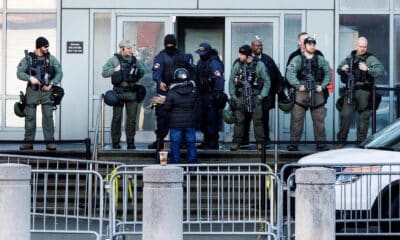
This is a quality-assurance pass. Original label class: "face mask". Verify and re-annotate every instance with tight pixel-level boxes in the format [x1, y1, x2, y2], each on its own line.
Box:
[165, 46, 177, 55]
[200, 52, 211, 61]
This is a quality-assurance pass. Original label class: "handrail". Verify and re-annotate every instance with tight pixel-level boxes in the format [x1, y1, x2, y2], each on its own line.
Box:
[91, 94, 105, 161]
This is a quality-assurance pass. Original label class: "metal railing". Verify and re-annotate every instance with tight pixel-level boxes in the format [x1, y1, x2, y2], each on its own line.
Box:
[31, 169, 105, 240]
[106, 163, 282, 239]
[281, 162, 400, 239]
[91, 94, 105, 161]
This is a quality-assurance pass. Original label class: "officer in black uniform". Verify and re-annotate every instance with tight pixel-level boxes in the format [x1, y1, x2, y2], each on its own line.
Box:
[148, 34, 193, 149]
[195, 42, 225, 149]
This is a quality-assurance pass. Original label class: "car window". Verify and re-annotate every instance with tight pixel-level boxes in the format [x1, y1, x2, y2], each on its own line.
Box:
[360, 119, 400, 151]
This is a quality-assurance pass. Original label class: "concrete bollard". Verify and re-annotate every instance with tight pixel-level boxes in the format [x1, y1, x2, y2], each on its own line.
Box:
[295, 167, 335, 240]
[0, 164, 31, 240]
[143, 165, 183, 240]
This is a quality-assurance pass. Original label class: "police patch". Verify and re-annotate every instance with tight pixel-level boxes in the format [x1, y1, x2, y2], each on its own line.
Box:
[153, 63, 160, 70]
[214, 70, 221, 77]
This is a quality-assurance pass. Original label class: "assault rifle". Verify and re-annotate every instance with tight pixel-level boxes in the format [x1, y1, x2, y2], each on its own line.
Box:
[24, 50, 50, 87]
[304, 59, 316, 108]
[346, 57, 355, 104]
[238, 67, 253, 113]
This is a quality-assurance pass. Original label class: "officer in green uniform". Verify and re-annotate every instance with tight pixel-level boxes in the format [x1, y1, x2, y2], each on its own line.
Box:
[286, 37, 331, 151]
[17, 36, 63, 151]
[336, 37, 384, 147]
[102, 40, 144, 149]
[229, 45, 270, 151]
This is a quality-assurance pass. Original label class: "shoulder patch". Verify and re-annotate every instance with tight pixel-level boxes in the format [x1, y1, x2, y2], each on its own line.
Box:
[214, 70, 222, 77]
[153, 63, 160, 70]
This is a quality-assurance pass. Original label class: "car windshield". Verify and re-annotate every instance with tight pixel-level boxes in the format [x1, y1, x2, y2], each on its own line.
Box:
[360, 119, 400, 151]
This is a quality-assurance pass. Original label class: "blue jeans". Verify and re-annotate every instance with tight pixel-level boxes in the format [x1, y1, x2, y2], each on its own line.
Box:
[170, 128, 197, 164]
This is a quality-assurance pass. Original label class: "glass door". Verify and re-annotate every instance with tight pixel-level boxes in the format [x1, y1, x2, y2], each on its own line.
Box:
[114, 16, 173, 142]
[224, 17, 280, 141]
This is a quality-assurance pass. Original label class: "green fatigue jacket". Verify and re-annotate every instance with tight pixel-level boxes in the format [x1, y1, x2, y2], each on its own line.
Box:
[17, 53, 63, 84]
[228, 60, 271, 99]
[336, 53, 384, 80]
[286, 54, 331, 90]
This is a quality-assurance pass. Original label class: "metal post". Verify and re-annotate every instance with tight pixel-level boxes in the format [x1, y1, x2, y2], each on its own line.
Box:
[396, 86, 400, 118]
[274, 93, 279, 173]
[372, 86, 377, 134]
[143, 166, 183, 240]
[0, 164, 31, 240]
[101, 96, 105, 147]
[85, 138, 91, 160]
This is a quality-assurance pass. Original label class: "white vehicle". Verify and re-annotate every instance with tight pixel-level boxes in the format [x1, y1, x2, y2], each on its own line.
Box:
[298, 119, 400, 233]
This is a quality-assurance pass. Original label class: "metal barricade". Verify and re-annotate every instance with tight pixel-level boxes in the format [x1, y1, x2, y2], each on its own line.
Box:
[31, 169, 105, 240]
[281, 163, 400, 240]
[106, 163, 283, 240]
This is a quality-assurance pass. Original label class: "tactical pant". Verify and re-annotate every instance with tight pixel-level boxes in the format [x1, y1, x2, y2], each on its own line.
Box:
[24, 86, 54, 141]
[243, 96, 273, 143]
[111, 91, 138, 144]
[337, 89, 371, 142]
[199, 94, 220, 145]
[232, 96, 264, 144]
[290, 91, 326, 146]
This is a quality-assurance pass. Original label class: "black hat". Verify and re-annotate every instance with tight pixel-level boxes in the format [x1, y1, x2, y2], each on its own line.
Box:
[304, 37, 316, 45]
[239, 44, 252, 57]
[36, 36, 49, 49]
[195, 42, 212, 56]
[164, 34, 177, 47]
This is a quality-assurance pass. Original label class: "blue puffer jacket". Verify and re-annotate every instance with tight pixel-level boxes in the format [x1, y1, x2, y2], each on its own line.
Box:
[164, 81, 199, 129]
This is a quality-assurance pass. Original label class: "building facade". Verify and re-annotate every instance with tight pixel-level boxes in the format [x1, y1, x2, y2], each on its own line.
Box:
[0, 0, 399, 144]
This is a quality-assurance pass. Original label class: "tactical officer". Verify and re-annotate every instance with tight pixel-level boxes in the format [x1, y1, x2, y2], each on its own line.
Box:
[242, 39, 284, 146]
[17, 36, 63, 151]
[336, 37, 385, 147]
[102, 40, 144, 149]
[195, 42, 225, 150]
[148, 34, 193, 149]
[286, 32, 324, 67]
[286, 37, 331, 151]
[229, 45, 270, 151]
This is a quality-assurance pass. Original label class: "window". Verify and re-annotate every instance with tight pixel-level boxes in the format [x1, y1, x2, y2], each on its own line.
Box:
[6, 13, 56, 127]
[284, 14, 302, 66]
[340, 0, 389, 11]
[7, 0, 56, 9]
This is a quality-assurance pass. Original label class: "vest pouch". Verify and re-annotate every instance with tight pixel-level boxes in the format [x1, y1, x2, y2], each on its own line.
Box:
[111, 72, 122, 85]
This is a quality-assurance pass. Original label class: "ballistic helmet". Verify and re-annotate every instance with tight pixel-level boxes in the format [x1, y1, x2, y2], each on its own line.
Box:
[173, 68, 189, 83]
[278, 99, 294, 113]
[51, 86, 64, 106]
[336, 96, 344, 112]
[222, 110, 237, 124]
[14, 102, 26, 117]
[104, 90, 121, 106]
[135, 85, 147, 103]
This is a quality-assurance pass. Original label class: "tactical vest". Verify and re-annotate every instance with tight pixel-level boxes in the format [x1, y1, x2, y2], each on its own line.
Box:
[237, 60, 263, 91]
[111, 54, 139, 86]
[161, 52, 179, 86]
[25, 52, 56, 83]
[346, 51, 374, 86]
[297, 54, 325, 83]
[196, 56, 222, 94]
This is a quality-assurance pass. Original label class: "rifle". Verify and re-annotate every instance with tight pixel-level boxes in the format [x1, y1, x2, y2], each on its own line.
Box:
[345, 56, 357, 104]
[304, 59, 316, 108]
[238, 67, 253, 113]
[24, 50, 50, 87]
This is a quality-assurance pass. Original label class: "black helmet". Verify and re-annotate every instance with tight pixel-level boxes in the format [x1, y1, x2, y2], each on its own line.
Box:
[278, 99, 294, 113]
[51, 86, 64, 106]
[336, 96, 344, 112]
[104, 90, 121, 106]
[173, 68, 189, 83]
[14, 102, 26, 117]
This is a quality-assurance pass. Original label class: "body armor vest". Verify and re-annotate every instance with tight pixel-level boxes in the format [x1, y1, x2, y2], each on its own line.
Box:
[297, 54, 325, 83]
[112, 54, 138, 86]
[196, 56, 220, 94]
[161, 52, 179, 86]
[237, 61, 263, 91]
[25, 52, 55, 84]
[346, 51, 374, 85]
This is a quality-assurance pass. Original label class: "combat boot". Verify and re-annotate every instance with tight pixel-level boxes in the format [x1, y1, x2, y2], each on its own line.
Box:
[256, 143, 263, 151]
[127, 142, 136, 149]
[46, 143, 57, 151]
[20, 144, 33, 150]
[230, 143, 240, 151]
